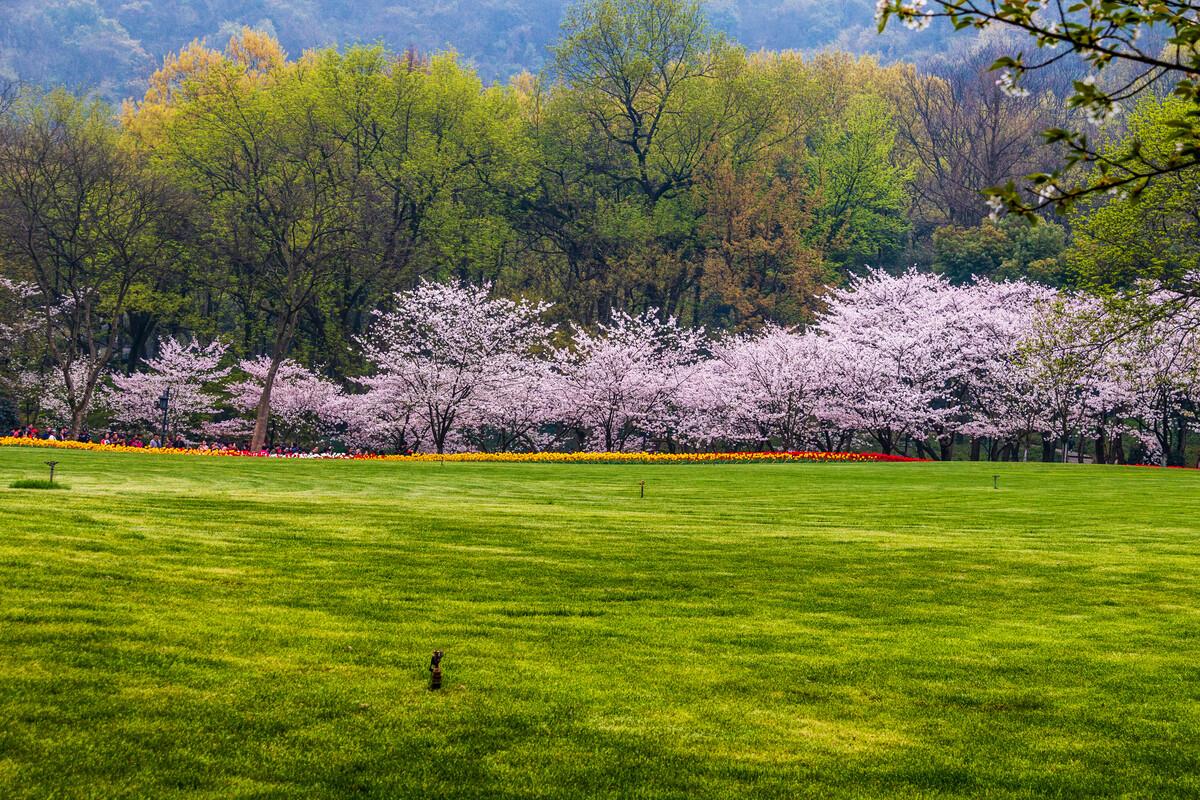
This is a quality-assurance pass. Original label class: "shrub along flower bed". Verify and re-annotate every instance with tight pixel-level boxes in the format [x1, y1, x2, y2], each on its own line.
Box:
[0, 437, 925, 463]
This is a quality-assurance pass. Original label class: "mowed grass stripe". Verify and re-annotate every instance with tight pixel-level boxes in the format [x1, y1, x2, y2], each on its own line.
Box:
[0, 447, 1197, 798]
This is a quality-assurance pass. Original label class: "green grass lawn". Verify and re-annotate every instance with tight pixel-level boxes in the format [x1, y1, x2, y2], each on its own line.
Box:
[0, 447, 1198, 799]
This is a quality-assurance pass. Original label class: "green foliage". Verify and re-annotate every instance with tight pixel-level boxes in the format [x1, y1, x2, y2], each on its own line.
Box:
[0, 0, 1130, 380]
[1070, 96, 1200, 293]
[934, 218, 1070, 286]
[808, 93, 912, 272]
[1, 446, 1199, 796]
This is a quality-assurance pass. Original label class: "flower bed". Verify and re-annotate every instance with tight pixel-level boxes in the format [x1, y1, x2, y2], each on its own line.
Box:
[363, 450, 926, 463]
[0, 437, 926, 463]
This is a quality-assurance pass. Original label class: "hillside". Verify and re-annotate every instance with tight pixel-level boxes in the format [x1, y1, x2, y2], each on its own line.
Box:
[1, 0, 955, 102]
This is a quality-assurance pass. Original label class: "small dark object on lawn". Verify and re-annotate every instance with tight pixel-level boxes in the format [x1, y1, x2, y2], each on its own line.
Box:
[429, 650, 444, 690]
[640, 480, 645, 498]
[45, 460, 59, 484]
[993, 475, 999, 490]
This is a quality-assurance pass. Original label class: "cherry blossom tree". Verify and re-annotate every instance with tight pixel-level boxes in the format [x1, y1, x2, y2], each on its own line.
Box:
[0, 279, 98, 431]
[681, 325, 832, 451]
[465, 357, 560, 452]
[552, 311, 705, 452]
[1017, 296, 1109, 463]
[8, 366, 88, 428]
[1106, 299, 1200, 466]
[0, 277, 54, 425]
[227, 357, 343, 448]
[954, 279, 1058, 460]
[816, 270, 975, 458]
[0, 277, 37, 354]
[338, 374, 423, 453]
[104, 338, 230, 439]
[359, 281, 553, 453]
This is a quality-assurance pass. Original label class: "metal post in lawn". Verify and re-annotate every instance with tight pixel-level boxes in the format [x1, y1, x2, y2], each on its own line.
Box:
[45, 461, 58, 484]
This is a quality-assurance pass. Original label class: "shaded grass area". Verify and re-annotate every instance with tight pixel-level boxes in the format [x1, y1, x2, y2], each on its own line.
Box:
[7, 479, 68, 490]
[0, 447, 1198, 798]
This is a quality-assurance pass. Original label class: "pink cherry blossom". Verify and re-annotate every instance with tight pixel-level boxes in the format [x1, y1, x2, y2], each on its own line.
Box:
[105, 338, 230, 437]
[551, 310, 705, 452]
[227, 357, 343, 446]
[356, 280, 553, 453]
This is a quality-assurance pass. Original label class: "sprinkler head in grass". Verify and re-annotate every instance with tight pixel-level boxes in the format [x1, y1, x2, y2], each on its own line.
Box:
[993, 475, 999, 490]
[639, 480, 645, 498]
[429, 650, 444, 690]
[45, 461, 59, 484]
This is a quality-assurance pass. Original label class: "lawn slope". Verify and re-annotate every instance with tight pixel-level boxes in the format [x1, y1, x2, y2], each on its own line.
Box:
[0, 447, 1197, 799]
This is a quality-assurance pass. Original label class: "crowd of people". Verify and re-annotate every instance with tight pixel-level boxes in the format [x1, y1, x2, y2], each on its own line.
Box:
[9, 424, 78, 442]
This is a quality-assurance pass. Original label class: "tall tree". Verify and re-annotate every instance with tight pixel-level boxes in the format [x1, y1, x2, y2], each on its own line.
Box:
[807, 93, 912, 272]
[553, 0, 724, 203]
[878, 0, 1200, 215]
[696, 162, 826, 327]
[893, 44, 1062, 228]
[525, 2, 822, 324]
[0, 90, 184, 436]
[141, 32, 365, 450]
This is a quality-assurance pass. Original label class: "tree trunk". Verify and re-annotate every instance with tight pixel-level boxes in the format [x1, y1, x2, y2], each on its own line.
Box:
[250, 357, 282, 452]
[1161, 406, 1170, 468]
[125, 312, 157, 374]
[938, 435, 953, 462]
[250, 315, 298, 452]
[913, 439, 937, 460]
[1041, 434, 1056, 462]
[970, 437, 981, 461]
[67, 366, 101, 440]
[70, 406, 88, 441]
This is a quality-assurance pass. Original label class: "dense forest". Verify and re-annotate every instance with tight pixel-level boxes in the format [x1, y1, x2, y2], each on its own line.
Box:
[0, 0, 1196, 460]
[1, 0, 962, 102]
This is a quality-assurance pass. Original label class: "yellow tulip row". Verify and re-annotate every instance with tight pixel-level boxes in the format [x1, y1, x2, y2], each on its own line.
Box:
[0, 436, 923, 463]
